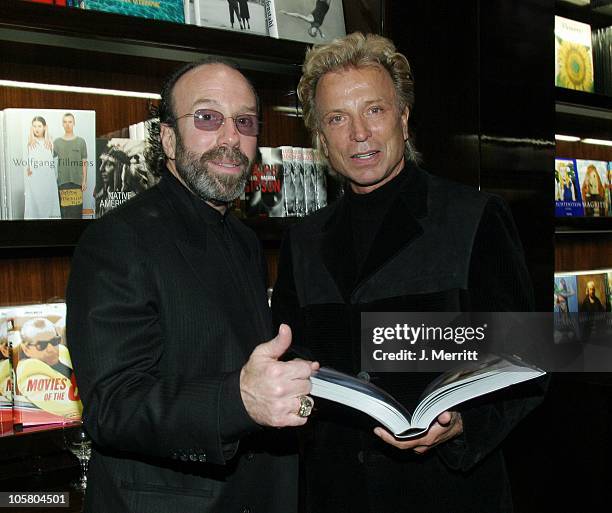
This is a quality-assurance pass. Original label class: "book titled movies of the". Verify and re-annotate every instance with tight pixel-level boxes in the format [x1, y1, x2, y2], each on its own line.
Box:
[310, 353, 545, 439]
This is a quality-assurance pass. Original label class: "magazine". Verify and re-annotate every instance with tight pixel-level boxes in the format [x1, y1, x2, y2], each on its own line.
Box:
[5, 303, 82, 428]
[310, 353, 545, 438]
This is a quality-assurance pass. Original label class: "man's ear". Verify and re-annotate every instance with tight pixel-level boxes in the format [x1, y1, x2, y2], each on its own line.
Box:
[401, 107, 410, 140]
[317, 130, 329, 158]
[160, 123, 177, 160]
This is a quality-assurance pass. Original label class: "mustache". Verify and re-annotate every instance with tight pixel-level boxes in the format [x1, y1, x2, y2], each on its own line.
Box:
[200, 145, 250, 167]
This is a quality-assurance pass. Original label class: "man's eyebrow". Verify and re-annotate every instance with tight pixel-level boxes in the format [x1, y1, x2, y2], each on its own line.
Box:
[190, 98, 257, 113]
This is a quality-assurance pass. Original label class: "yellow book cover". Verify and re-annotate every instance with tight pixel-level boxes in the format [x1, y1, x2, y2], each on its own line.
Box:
[555, 16, 594, 92]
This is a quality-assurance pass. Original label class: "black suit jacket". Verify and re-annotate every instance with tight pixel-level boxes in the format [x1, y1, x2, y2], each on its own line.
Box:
[273, 163, 545, 513]
[67, 172, 297, 513]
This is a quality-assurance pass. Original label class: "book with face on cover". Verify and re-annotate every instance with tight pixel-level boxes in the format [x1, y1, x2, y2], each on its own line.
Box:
[188, 0, 268, 35]
[555, 158, 584, 216]
[5, 303, 82, 429]
[94, 138, 159, 218]
[310, 354, 545, 439]
[576, 159, 609, 217]
[2, 108, 96, 220]
[265, 0, 345, 44]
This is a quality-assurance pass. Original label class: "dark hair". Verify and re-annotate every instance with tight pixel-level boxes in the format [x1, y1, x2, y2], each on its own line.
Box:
[146, 58, 260, 175]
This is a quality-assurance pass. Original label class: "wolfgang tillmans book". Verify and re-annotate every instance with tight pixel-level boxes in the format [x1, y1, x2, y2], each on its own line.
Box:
[310, 354, 545, 438]
[7, 303, 82, 429]
[265, 0, 346, 44]
[80, 0, 185, 22]
[555, 158, 583, 216]
[190, 0, 268, 35]
[555, 15, 595, 92]
[2, 108, 96, 220]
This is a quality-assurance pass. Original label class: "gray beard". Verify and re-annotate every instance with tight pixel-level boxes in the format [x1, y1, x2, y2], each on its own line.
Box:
[174, 138, 251, 203]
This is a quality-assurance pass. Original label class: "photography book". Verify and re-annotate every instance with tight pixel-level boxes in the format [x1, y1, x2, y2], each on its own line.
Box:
[310, 353, 545, 439]
[265, 0, 346, 44]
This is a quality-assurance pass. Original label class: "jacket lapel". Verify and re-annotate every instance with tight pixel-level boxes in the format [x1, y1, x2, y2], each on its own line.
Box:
[321, 164, 430, 301]
[158, 175, 210, 291]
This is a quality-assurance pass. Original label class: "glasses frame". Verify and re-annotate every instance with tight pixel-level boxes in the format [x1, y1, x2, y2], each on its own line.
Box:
[26, 336, 62, 352]
[173, 109, 261, 137]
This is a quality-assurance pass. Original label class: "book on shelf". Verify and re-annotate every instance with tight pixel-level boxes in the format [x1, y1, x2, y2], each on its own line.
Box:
[555, 158, 584, 217]
[312, 148, 328, 210]
[94, 138, 159, 218]
[78, 0, 185, 23]
[188, 0, 268, 35]
[310, 353, 545, 439]
[3, 302, 82, 429]
[576, 159, 609, 217]
[0, 315, 13, 436]
[554, 15, 594, 92]
[265, 0, 346, 44]
[245, 146, 285, 217]
[2, 108, 96, 220]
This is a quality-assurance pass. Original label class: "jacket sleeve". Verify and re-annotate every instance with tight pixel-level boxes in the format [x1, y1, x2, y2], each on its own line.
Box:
[437, 196, 548, 471]
[66, 214, 257, 466]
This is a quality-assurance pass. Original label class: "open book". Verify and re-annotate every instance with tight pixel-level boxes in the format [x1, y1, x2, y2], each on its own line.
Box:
[310, 354, 545, 439]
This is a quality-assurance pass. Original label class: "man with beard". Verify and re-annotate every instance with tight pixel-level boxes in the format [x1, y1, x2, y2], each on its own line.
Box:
[66, 60, 317, 513]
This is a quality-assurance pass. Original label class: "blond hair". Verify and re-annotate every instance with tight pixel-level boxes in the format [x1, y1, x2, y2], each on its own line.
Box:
[297, 32, 417, 159]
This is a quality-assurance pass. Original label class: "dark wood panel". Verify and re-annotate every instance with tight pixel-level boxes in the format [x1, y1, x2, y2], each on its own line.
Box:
[555, 233, 612, 271]
[0, 253, 71, 306]
[556, 139, 612, 161]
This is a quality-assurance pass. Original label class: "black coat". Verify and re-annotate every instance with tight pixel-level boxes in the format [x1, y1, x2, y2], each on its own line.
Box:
[67, 172, 297, 513]
[272, 164, 545, 513]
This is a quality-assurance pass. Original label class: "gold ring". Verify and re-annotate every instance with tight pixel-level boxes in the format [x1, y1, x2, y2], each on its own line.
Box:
[297, 395, 313, 418]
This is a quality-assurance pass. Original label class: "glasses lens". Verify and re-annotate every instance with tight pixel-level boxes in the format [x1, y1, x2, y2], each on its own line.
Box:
[193, 109, 224, 131]
[35, 337, 61, 351]
[234, 115, 259, 136]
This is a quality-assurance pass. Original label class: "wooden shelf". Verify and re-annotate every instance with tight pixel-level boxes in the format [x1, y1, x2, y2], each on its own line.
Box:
[555, 217, 612, 234]
[0, 1, 309, 74]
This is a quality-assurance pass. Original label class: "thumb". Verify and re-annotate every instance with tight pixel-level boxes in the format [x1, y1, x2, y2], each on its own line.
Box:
[255, 324, 292, 360]
[437, 411, 452, 426]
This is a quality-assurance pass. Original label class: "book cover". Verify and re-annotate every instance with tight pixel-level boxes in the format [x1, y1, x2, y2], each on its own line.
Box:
[245, 146, 285, 217]
[0, 315, 13, 436]
[554, 274, 581, 345]
[7, 303, 82, 429]
[312, 148, 328, 210]
[280, 145, 296, 217]
[576, 272, 608, 313]
[555, 16, 595, 92]
[607, 162, 612, 216]
[292, 146, 306, 217]
[576, 159, 609, 217]
[311, 354, 545, 438]
[2, 108, 96, 220]
[94, 138, 159, 218]
[189, 0, 268, 35]
[80, 0, 185, 22]
[302, 148, 317, 215]
[555, 158, 584, 216]
[266, 0, 346, 44]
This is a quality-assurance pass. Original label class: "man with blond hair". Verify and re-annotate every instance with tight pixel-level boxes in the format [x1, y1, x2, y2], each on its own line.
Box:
[273, 32, 544, 513]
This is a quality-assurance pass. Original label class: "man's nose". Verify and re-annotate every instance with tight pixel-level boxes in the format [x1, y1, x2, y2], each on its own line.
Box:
[350, 116, 371, 142]
[217, 117, 241, 148]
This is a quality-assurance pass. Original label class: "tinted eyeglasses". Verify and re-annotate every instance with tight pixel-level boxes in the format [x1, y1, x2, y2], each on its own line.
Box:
[26, 336, 61, 352]
[174, 109, 260, 137]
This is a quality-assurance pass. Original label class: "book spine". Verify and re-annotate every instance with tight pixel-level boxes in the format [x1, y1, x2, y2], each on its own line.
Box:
[193, 0, 201, 27]
[264, 0, 279, 38]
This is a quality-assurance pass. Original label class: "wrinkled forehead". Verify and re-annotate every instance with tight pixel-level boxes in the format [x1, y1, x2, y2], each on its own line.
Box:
[172, 63, 257, 115]
[26, 329, 57, 345]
